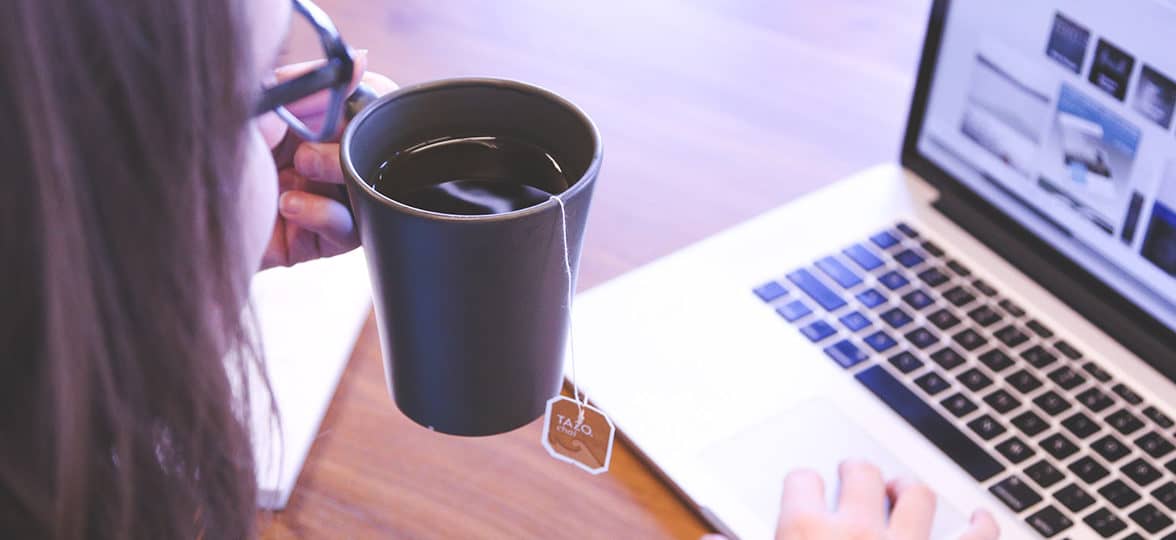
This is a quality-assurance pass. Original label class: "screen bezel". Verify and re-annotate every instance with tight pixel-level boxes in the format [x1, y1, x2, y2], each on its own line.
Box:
[899, 0, 1176, 374]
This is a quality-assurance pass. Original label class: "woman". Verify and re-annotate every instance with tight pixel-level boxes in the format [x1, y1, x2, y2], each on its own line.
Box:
[0, 0, 996, 538]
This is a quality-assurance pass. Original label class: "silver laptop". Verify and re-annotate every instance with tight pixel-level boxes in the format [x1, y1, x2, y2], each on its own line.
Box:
[572, 0, 1176, 538]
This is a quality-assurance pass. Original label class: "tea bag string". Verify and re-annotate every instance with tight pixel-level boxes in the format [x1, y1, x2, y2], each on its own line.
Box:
[552, 195, 586, 428]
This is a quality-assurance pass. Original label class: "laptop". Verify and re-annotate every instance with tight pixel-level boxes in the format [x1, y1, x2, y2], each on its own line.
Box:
[572, 0, 1176, 538]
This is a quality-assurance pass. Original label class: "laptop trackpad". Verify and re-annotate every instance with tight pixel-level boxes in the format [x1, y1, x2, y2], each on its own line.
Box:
[697, 398, 967, 538]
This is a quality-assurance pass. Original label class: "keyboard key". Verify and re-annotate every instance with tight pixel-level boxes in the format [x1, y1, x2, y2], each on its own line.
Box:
[878, 270, 909, 291]
[1025, 505, 1072, 537]
[1027, 460, 1065, 488]
[1130, 502, 1173, 534]
[957, 367, 993, 392]
[946, 259, 971, 277]
[917, 267, 949, 287]
[838, 310, 871, 332]
[895, 222, 919, 238]
[1099, 479, 1141, 508]
[893, 249, 925, 268]
[984, 389, 1021, 414]
[1025, 319, 1054, 338]
[994, 324, 1029, 348]
[1107, 409, 1144, 435]
[1136, 431, 1175, 458]
[920, 240, 943, 256]
[997, 436, 1036, 464]
[1054, 340, 1082, 359]
[914, 371, 950, 395]
[776, 300, 812, 322]
[989, 475, 1042, 512]
[799, 320, 836, 342]
[943, 285, 976, 307]
[787, 269, 847, 311]
[904, 327, 938, 350]
[1021, 345, 1058, 368]
[1084, 507, 1127, 537]
[1033, 391, 1072, 416]
[1122, 458, 1163, 487]
[952, 328, 988, 351]
[1092, 435, 1132, 462]
[754, 281, 787, 302]
[1005, 369, 1042, 394]
[978, 349, 1014, 372]
[1152, 481, 1176, 511]
[887, 351, 923, 374]
[901, 289, 934, 310]
[879, 307, 913, 329]
[870, 230, 900, 249]
[1041, 433, 1079, 460]
[972, 279, 997, 296]
[998, 298, 1026, 317]
[1068, 456, 1109, 484]
[929, 347, 965, 370]
[968, 414, 1008, 441]
[863, 330, 897, 353]
[1061, 412, 1100, 439]
[855, 288, 887, 308]
[941, 392, 978, 418]
[1054, 483, 1095, 512]
[842, 244, 884, 271]
[824, 339, 869, 369]
[927, 308, 960, 330]
[1046, 366, 1085, 391]
[855, 365, 1004, 481]
[1082, 361, 1112, 382]
[1111, 383, 1143, 406]
[1143, 406, 1175, 429]
[966, 305, 1003, 327]
[1012, 410, 1049, 437]
[816, 256, 863, 288]
[1077, 388, 1114, 412]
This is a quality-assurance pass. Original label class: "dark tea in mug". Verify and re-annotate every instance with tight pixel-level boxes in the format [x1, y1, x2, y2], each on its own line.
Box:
[371, 135, 570, 214]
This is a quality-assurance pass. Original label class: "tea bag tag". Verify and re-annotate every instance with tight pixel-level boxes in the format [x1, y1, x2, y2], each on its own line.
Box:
[541, 396, 615, 474]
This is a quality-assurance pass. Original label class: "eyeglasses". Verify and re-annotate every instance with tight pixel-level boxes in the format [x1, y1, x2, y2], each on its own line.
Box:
[254, 0, 356, 142]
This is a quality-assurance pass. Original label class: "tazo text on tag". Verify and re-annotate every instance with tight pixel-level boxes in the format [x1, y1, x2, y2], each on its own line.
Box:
[541, 396, 614, 475]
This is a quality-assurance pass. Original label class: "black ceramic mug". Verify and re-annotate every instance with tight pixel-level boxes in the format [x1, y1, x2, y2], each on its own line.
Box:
[339, 78, 601, 436]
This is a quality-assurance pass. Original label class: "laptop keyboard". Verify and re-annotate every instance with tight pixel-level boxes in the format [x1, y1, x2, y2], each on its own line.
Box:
[754, 222, 1176, 539]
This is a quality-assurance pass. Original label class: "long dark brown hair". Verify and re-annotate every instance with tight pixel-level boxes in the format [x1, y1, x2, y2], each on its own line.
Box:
[1, 0, 264, 537]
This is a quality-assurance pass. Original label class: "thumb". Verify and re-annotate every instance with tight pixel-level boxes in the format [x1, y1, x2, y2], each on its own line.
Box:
[957, 509, 999, 540]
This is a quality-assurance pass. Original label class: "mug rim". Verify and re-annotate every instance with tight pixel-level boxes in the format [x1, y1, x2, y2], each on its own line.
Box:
[340, 77, 603, 222]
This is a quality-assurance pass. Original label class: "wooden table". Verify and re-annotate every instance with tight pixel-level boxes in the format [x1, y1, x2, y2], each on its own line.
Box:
[262, 0, 930, 537]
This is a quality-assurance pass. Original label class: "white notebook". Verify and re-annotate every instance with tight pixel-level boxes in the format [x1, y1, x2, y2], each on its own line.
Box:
[243, 250, 373, 509]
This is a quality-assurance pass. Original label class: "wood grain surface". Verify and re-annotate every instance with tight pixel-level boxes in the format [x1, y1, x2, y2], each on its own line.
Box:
[261, 1, 929, 538]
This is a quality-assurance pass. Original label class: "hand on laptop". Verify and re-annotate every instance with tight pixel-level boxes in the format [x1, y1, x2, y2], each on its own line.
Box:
[703, 460, 999, 540]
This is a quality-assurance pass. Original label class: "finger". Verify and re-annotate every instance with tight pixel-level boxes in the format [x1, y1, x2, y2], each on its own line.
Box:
[294, 142, 345, 184]
[957, 509, 999, 540]
[274, 50, 368, 119]
[778, 468, 826, 525]
[278, 191, 358, 249]
[885, 478, 936, 540]
[362, 71, 398, 95]
[699, 535, 727, 540]
[835, 460, 886, 530]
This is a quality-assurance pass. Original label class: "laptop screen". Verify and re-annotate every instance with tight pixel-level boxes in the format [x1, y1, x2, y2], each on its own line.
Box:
[914, 0, 1176, 332]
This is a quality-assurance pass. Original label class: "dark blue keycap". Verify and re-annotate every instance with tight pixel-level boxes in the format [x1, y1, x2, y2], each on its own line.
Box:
[816, 256, 862, 288]
[787, 269, 847, 311]
[894, 249, 925, 268]
[855, 288, 887, 308]
[905, 327, 939, 349]
[776, 300, 811, 322]
[800, 320, 836, 342]
[870, 231, 900, 249]
[753, 281, 787, 302]
[825, 339, 869, 369]
[895, 222, 920, 238]
[902, 289, 934, 310]
[843, 244, 884, 271]
[839, 311, 871, 332]
[878, 271, 909, 290]
[880, 307, 913, 329]
[856, 365, 1005, 481]
[864, 330, 897, 352]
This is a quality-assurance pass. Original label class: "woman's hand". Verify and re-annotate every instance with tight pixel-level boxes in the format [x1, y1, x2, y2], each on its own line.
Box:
[258, 52, 397, 269]
[703, 461, 1000, 540]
